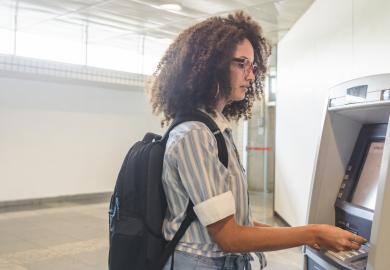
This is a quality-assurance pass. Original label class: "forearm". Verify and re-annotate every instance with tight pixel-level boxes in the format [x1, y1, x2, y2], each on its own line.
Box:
[209, 217, 316, 253]
[230, 225, 315, 252]
[208, 216, 366, 253]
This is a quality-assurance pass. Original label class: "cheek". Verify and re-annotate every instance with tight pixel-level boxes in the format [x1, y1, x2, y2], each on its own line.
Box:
[230, 70, 240, 87]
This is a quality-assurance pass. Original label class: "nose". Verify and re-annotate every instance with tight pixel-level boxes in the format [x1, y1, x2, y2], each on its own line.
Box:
[246, 68, 255, 81]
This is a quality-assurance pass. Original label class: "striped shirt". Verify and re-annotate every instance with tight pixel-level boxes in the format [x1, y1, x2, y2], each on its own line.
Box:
[162, 110, 266, 268]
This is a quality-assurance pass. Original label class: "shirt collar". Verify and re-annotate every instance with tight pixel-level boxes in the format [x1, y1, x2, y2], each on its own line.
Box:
[199, 109, 231, 133]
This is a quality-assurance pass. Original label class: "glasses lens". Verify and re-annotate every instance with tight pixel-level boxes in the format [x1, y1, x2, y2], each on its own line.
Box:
[252, 64, 258, 75]
[232, 58, 258, 76]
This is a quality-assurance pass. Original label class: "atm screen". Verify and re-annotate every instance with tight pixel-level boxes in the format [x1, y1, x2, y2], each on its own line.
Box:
[351, 141, 385, 210]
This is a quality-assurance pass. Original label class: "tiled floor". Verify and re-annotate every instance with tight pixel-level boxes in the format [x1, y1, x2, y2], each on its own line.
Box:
[0, 192, 303, 270]
[249, 192, 304, 270]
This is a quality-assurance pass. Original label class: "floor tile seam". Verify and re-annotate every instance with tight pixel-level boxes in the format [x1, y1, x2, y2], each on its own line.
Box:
[0, 237, 107, 265]
[15, 232, 82, 248]
[0, 258, 28, 270]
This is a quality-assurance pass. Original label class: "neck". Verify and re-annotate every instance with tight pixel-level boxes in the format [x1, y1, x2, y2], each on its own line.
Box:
[216, 98, 227, 113]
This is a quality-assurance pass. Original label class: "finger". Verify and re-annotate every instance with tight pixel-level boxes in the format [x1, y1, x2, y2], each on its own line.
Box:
[350, 234, 367, 244]
[349, 240, 361, 250]
[313, 243, 320, 250]
[339, 239, 354, 251]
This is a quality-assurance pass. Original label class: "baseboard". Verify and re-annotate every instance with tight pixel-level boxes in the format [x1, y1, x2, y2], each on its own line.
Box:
[273, 210, 292, 227]
[0, 191, 112, 211]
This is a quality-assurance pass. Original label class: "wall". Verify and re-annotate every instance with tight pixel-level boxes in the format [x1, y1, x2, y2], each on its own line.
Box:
[0, 73, 163, 202]
[275, 0, 390, 226]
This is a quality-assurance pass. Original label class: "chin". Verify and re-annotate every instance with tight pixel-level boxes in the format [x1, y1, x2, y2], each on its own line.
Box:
[229, 88, 247, 102]
[238, 92, 247, 101]
[231, 95, 246, 102]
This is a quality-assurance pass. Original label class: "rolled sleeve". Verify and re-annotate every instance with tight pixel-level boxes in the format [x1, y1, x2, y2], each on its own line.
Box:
[193, 191, 236, 226]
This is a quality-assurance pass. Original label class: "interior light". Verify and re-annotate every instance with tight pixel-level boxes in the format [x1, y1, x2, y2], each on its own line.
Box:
[159, 3, 182, 11]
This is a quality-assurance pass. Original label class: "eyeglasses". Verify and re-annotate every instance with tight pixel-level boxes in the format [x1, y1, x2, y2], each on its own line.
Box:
[231, 57, 258, 77]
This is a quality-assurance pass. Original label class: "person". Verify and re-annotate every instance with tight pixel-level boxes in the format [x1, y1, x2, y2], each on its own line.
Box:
[148, 11, 366, 270]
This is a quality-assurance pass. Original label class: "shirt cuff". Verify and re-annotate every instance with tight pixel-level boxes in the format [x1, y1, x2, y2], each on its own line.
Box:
[193, 191, 236, 226]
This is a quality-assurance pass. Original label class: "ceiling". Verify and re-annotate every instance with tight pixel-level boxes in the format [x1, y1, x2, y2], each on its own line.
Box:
[0, 0, 313, 49]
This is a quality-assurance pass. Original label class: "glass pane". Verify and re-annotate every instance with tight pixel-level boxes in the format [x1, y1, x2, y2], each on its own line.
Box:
[87, 24, 129, 45]
[0, 0, 14, 29]
[0, 28, 14, 54]
[87, 43, 142, 73]
[16, 19, 84, 64]
[143, 36, 171, 75]
[87, 36, 171, 75]
[0, 0, 14, 54]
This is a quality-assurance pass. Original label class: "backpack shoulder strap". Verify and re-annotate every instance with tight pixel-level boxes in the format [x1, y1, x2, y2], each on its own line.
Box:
[161, 110, 228, 168]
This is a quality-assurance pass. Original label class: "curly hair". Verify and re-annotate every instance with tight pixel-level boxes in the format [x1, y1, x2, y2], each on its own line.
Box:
[148, 11, 271, 126]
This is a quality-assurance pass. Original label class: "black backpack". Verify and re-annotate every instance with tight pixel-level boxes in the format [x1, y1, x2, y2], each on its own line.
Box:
[108, 111, 228, 270]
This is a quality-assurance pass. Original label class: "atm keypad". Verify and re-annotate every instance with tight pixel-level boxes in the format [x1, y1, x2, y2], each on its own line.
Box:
[325, 244, 369, 263]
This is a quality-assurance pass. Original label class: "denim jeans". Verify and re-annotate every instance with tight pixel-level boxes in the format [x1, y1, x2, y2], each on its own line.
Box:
[163, 250, 256, 270]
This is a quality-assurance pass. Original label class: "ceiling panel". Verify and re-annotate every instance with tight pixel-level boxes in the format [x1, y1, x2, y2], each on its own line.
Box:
[1, 0, 314, 48]
[275, 0, 313, 23]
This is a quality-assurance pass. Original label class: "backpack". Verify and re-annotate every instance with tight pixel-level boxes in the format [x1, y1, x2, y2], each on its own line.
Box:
[108, 110, 228, 270]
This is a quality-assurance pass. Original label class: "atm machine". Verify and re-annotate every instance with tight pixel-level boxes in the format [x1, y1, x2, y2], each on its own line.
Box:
[305, 74, 390, 270]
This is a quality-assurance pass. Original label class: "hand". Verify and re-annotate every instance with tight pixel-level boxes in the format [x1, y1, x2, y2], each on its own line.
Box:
[310, 224, 367, 252]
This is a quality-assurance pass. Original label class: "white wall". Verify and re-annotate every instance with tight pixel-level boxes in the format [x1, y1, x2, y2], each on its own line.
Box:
[0, 74, 163, 202]
[275, 0, 390, 226]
